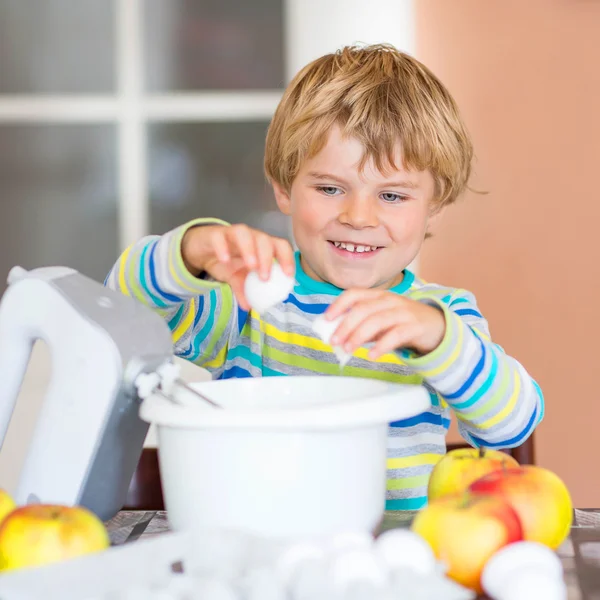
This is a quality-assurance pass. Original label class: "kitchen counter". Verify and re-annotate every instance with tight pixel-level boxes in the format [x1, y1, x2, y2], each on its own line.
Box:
[106, 508, 600, 600]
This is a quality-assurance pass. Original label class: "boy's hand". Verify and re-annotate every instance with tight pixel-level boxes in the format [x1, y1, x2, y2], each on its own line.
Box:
[181, 224, 295, 310]
[325, 290, 446, 359]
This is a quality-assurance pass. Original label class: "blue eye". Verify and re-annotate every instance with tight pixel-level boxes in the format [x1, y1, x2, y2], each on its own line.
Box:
[381, 192, 406, 203]
[316, 186, 342, 196]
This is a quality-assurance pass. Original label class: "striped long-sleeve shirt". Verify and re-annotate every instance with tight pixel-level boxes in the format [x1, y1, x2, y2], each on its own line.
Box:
[105, 218, 544, 511]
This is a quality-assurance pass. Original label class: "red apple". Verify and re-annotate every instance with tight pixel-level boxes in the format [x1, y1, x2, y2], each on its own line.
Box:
[468, 465, 573, 550]
[428, 447, 519, 501]
[411, 493, 523, 592]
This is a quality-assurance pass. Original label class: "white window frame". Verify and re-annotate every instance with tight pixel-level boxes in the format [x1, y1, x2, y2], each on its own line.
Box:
[0, 0, 415, 264]
[0, 0, 283, 251]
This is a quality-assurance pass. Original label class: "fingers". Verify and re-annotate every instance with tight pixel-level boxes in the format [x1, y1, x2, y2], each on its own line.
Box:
[209, 227, 231, 264]
[368, 325, 416, 360]
[330, 295, 402, 346]
[338, 308, 412, 353]
[254, 232, 275, 280]
[225, 225, 258, 272]
[228, 267, 251, 311]
[225, 225, 295, 280]
[273, 237, 296, 276]
[326, 289, 372, 320]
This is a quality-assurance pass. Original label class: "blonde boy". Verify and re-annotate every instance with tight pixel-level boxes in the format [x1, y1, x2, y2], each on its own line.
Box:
[106, 45, 544, 511]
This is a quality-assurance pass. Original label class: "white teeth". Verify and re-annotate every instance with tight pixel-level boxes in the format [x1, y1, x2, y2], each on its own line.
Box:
[333, 241, 378, 253]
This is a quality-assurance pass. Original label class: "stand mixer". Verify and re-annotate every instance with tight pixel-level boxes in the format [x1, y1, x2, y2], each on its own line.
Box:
[0, 265, 180, 521]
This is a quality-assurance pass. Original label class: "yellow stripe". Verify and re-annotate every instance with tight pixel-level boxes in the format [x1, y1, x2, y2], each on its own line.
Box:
[472, 326, 491, 342]
[260, 321, 405, 366]
[172, 297, 195, 343]
[125, 248, 149, 304]
[386, 473, 431, 490]
[387, 453, 442, 469]
[203, 343, 228, 369]
[419, 315, 464, 378]
[117, 246, 133, 296]
[480, 369, 521, 429]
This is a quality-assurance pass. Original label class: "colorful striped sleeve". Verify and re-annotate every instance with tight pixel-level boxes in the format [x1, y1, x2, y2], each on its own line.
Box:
[400, 289, 544, 449]
[104, 218, 238, 370]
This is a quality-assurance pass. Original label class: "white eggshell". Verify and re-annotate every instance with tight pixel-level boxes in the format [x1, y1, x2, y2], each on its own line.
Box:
[481, 541, 563, 598]
[497, 567, 567, 600]
[275, 541, 327, 586]
[311, 314, 352, 366]
[329, 548, 388, 591]
[244, 263, 295, 314]
[374, 529, 437, 576]
[328, 531, 373, 554]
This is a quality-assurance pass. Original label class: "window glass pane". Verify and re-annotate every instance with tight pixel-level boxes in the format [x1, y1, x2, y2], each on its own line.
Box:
[0, 125, 118, 292]
[145, 0, 284, 91]
[0, 0, 115, 94]
[148, 122, 290, 240]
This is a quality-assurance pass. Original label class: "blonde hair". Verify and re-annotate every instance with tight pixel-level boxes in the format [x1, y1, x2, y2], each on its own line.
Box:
[264, 44, 473, 207]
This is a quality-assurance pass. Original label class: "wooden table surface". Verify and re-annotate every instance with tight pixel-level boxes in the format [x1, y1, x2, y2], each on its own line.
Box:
[105, 508, 600, 600]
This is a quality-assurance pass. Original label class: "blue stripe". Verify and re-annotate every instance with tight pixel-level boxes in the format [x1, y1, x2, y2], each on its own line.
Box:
[219, 365, 253, 379]
[190, 290, 218, 359]
[227, 345, 262, 370]
[181, 296, 205, 358]
[262, 366, 285, 376]
[449, 297, 468, 305]
[429, 391, 440, 407]
[237, 305, 249, 334]
[452, 344, 498, 410]
[533, 380, 545, 422]
[455, 308, 482, 317]
[148, 242, 182, 303]
[444, 337, 486, 400]
[284, 294, 329, 315]
[385, 497, 428, 511]
[168, 304, 185, 330]
[390, 411, 450, 429]
[469, 405, 539, 448]
[139, 243, 168, 308]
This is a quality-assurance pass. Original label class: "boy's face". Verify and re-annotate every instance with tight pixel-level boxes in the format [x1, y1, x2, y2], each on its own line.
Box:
[273, 126, 437, 290]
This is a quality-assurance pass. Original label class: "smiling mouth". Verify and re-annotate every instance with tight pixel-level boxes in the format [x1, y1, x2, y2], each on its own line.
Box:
[328, 241, 382, 254]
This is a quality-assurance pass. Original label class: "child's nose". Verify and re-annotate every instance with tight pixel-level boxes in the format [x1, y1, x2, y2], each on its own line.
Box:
[338, 196, 379, 228]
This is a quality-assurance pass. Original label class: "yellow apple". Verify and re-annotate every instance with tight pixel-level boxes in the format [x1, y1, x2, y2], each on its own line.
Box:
[0, 488, 16, 526]
[469, 465, 573, 550]
[411, 493, 523, 593]
[428, 447, 519, 501]
[0, 504, 110, 571]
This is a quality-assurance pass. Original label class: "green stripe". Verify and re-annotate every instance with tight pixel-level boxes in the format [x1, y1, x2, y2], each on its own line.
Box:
[386, 474, 430, 490]
[203, 287, 233, 360]
[263, 345, 422, 383]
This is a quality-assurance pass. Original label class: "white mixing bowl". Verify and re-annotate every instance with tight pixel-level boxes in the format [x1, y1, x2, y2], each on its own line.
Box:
[139, 376, 430, 538]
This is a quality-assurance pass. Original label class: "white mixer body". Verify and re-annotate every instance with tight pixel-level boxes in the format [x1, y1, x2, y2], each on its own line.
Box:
[0, 266, 174, 520]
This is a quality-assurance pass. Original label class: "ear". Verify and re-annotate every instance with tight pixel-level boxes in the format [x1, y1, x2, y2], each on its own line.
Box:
[428, 203, 446, 225]
[424, 203, 446, 239]
[272, 181, 292, 215]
